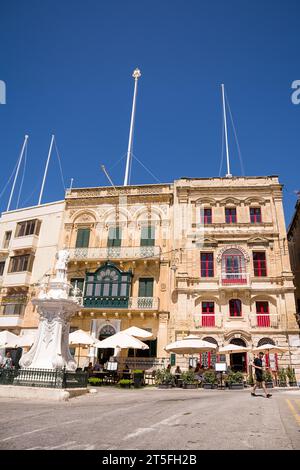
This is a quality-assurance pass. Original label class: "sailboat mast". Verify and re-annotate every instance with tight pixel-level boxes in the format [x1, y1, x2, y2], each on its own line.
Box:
[7, 134, 29, 211]
[38, 134, 55, 205]
[221, 84, 232, 178]
[124, 68, 141, 186]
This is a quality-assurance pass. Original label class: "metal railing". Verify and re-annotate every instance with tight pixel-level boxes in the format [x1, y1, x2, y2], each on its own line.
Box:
[220, 272, 250, 286]
[250, 314, 279, 328]
[0, 367, 88, 388]
[69, 246, 161, 261]
[79, 296, 159, 310]
[193, 314, 223, 328]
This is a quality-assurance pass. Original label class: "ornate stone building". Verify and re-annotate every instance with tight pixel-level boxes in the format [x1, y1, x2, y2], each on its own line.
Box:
[61, 184, 173, 365]
[171, 176, 300, 376]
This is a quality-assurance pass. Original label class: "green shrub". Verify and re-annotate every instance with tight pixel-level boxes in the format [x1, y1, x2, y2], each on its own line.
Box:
[88, 377, 103, 386]
[247, 374, 254, 386]
[286, 366, 296, 382]
[133, 369, 144, 376]
[118, 379, 132, 385]
[181, 370, 196, 384]
[203, 371, 217, 384]
[278, 368, 287, 384]
[226, 371, 244, 384]
[263, 369, 273, 383]
[155, 368, 175, 385]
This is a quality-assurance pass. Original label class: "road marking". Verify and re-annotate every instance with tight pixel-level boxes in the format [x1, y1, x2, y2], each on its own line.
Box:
[123, 413, 182, 441]
[286, 399, 300, 425]
[0, 419, 80, 442]
[295, 399, 300, 411]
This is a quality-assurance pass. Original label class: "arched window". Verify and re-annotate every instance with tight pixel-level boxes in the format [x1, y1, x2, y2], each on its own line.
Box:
[229, 337, 246, 347]
[99, 325, 116, 340]
[229, 299, 242, 317]
[257, 337, 275, 347]
[222, 249, 246, 284]
[84, 262, 132, 308]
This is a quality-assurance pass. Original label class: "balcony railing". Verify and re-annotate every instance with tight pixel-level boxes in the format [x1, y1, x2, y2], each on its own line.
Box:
[193, 314, 223, 328]
[250, 314, 279, 328]
[69, 246, 161, 261]
[80, 296, 159, 310]
[220, 272, 250, 286]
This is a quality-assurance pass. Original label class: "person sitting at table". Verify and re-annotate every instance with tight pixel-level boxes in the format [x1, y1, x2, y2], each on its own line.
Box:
[93, 361, 102, 371]
[122, 364, 130, 379]
[84, 362, 94, 376]
[166, 364, 171, 372]
[174, 366, 182, 375]
[194, 363, 204, 383]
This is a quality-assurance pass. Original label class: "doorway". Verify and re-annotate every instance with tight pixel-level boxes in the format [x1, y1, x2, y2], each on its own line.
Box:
[97, 324, 115, 365]
[229, 338, 247, 372]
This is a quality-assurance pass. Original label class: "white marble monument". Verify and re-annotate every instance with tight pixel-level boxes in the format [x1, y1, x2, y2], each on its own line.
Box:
[20, 250, 80, 371]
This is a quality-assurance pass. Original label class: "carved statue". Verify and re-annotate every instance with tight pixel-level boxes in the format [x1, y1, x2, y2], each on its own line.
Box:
[54, 249, 70, 282]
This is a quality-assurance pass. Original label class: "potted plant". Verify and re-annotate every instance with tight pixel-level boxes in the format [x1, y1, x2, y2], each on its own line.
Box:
[133, 369, 145, 388]
[88, 377, 103, 387]
[227, 371, 244, 390]
[286, 366, 297, 387]
[118, 379, 133, 389]
[155, 368, 175, 389]
[262, 369, 274, 388]
[202, 371, 217, 389]
[278, 368, 287, 387]
[181, 370, 198, 389]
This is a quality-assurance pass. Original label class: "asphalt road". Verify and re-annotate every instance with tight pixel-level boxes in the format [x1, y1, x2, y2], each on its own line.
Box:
[0, 387, 299, 450]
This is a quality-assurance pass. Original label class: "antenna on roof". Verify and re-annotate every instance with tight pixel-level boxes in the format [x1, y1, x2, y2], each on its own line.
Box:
[38, 134, 55, 205]
[221, 84, 232, 178]
[123, 68, 141, 186]
[7, 134, 29, 211]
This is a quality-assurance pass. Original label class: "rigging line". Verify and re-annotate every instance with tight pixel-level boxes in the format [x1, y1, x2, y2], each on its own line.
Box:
[108, 153, 127, 172]
[225, 91, 245, 176]
[219, 112, 225, 177]
[131, 153, 162, 184]
[0, 151, 22, 201]
[16, 138, 28, 209]
[53, 137, 66, 190]
[21, 181, 41, 207]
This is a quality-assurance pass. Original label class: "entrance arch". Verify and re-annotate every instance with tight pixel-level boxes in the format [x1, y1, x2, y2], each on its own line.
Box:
[229, 338, 247, 372]
[98, 324, 116, 364]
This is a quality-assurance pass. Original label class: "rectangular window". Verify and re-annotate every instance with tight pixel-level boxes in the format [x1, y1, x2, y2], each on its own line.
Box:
[256, 301, 270, 327]
[138, 278, 154, 297]
[3, 231, 11, 249]
[201, 208, 212, 224]
[107, 226, 122, 247]
[16, 219, 41, 237]
[140, 225, 155, 246]
[225, 208, 237, 224]
[253, 252, 267, 277]
[75, 228, 90, 248]
[250, 207, 262, 224]
[9, 254, 34, 273]
[201, 253, 214, 277]
[0, 261, 5, 276]
[229, 299, 242, 317]
[202, 301, 215, 327]
[2, 303, 25, 316]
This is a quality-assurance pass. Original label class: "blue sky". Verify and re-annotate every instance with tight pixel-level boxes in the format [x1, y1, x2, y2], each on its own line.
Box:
[0, 0, 299, 224]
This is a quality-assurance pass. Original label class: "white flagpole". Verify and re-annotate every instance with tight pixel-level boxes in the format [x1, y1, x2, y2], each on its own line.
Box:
[221, 84, 232, 178]
[124, 68, 141, 186]
[38, 134, 55, 205]
[7, 135, 29, 212]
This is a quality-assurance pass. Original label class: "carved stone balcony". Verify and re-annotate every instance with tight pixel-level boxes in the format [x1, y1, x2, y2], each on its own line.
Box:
[220, 272, 250, 288]
[193, 314, 223, 329]
[69, 246, 161, 262]
[250, 314, 279, 328]
[80, 296, 159, 311]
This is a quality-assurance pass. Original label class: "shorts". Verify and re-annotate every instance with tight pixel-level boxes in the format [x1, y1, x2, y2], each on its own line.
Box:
[255, 375, 263, 383]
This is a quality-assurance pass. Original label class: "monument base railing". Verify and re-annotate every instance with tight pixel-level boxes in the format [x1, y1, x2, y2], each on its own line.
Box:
[0, 368, 88, 389]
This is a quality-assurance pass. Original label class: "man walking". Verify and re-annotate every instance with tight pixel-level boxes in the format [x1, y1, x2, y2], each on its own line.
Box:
[251, 352, 272, 398]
